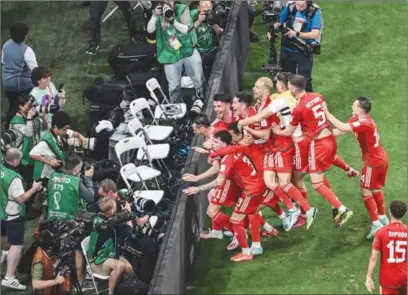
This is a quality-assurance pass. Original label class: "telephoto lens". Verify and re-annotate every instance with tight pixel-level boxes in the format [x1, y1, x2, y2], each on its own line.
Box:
[188, 99, 204, 121]
[135, 197, 156, 212]
[163, 3, 174, 18]
[0, 129, 18, 148]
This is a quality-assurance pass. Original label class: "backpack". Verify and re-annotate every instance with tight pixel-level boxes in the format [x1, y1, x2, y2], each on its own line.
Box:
[83, 78, 128, 107]
[115, 279, 149, 295]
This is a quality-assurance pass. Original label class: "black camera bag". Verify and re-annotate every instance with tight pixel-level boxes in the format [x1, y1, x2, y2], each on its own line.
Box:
[83, 77, 128, 107]
[115, 279, 149, 295]
[108, 43, 158, 79]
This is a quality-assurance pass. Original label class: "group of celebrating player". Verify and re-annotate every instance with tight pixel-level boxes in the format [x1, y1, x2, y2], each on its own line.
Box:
[182, 72, 395, 263]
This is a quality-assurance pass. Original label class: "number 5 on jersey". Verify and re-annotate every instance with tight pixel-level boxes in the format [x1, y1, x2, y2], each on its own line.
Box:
[312, 104, 327, 126]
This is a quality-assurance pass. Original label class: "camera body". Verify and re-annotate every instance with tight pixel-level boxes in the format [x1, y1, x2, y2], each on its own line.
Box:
[263, 1, 283, 24]
[280, 26, 321, 55]
[203, 2, 227, 27]
[0, 129, 18, 151]
[162, 2, 174, 18]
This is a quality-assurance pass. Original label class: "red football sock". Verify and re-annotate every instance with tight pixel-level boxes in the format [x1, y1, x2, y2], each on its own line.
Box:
[298, 187, 308, 214]
[323, 177, 332, 189]
[213, 211, 233, 232]
[232, 222, 249, 249]
[212, 218, 222, 231]
[333, 154, 350, 172]
[283, 183, 311, 212]
[272, 204, 284, 216]
[363, 195, 379, 222]
[313, 182, 342, 208]
[257, 212, 266, 226]
[273, 186, 295, 210]
[372, 191, 386, 215]
[248, 214, 262, 243]
[242, 216, 249, 229]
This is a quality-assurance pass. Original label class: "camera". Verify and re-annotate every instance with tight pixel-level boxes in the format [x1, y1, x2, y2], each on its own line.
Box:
[0, 129, 18, 150]
[162, 3, 174, 18]
[262, 1, 283, 24]
[188, 98, 204, 121]
[94, 209, 132, 232]
[280, 26, 321, 55]
[29, 94, 60, 115]
[203, 2, 227, 27]
[135, 196, 156, 213]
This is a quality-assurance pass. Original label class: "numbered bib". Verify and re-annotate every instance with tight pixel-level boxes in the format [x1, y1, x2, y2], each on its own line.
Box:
[169, 34, 181, 51]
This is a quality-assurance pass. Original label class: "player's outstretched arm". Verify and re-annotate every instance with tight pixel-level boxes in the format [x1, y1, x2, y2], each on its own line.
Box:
[271, 123, 296, 137]
[322, 104, 353, 132]
[244, 126, 270, 140]
[239, 107, 273, 127]
[184, 160, 220, 183]
[365, 249, 379, 293]
[333, 129, 347, 137]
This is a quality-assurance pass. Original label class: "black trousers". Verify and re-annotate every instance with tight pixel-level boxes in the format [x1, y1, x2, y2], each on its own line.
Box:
[281, 50, 314, 92]
[200, 50, 217, 81]
[88, 1, 132, 47]
[5, 89, 32, 130]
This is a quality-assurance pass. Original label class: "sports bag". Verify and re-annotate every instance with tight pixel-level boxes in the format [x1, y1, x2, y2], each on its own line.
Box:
[83, 78, 128, 107]
[108, 43, 158, 79]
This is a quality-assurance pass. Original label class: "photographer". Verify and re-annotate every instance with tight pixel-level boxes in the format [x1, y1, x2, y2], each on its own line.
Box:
[0, 148, 43, 291]
[30, 66, 66, 129]
[46, 154, 95, 289]
[30, 111, 86, 185]
[147, 0, 205, 103]
[191, 1, 223, 80]
[9, 94, 48, 181]
[2, 23, 38, 130]
[275, 1, 322, 91]
[31, 237, 70, 295]
[88, 198, 135, 295]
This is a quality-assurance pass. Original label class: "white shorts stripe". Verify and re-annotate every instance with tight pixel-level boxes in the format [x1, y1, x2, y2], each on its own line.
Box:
[220, 180, 231, 203]
[309, 140, 316, 171]
[294, 142, 301, 170]
[365, 167, 372, 187]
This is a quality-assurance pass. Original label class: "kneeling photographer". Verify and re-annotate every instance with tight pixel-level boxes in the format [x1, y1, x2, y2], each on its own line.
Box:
[275, 1, 322, 92]
[9, 94, 48, 181]
[31, 236, 70, 295]
[191, 1, 224, 80]
[147, 0, 205, 103]
[47, 155, 95, 290]
[88, 197, 135, 295]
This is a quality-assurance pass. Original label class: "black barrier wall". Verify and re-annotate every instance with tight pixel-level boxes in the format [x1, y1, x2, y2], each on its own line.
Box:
[148, 2, 250, 294]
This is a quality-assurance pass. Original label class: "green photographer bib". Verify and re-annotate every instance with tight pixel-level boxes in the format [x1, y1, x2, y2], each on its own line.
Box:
[156, 4, 197, 64]
[10, 115, 41, 166]
[47, 172, 82, 222]
[33, 130, 66, 181]
[0, 162, 25, 220]
[190, 8, 218, 53]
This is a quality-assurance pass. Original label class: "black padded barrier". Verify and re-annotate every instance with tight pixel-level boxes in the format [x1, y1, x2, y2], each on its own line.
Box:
[148, 2, 250, 294]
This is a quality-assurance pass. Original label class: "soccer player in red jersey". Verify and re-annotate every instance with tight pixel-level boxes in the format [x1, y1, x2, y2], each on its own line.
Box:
[272, 75, 353, 227]
[322, 96, 390, 238]
[365, 200, 407, 295]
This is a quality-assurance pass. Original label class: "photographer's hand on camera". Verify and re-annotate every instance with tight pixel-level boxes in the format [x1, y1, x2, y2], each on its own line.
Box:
[84, 165, 94, 178]
[54, 275, 65, 285]
[136, 215, 149, 226]
[47, 158, 62, 168]
[194, 11, 207, 28]
[57, 89, 66, 100]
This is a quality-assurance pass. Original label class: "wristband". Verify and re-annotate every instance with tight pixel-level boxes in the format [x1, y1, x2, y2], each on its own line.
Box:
[296, 32, 300, 37]
[27, 118, 33, 121]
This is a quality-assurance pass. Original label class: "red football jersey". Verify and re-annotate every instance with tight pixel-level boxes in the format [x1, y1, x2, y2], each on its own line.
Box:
[219, 153, 266, 196]
[348, 115, 388, 166]
[269, 113, 294, 151]
[372, 222, 407, 288]
[290, 93, 331, 139]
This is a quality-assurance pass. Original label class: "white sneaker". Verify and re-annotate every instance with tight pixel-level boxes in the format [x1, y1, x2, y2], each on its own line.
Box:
[200, 229, 223, 240]
[1, 277, 27, 290]
[1, 250, 8, 264]
[223, 230, 234, 238]
[227, 236, 239, 251]
[284, 209, 301, 231]
[379, 216, 390, 225]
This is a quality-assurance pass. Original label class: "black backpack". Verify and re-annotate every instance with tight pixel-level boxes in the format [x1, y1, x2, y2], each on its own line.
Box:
[108, 43, 158, 79]
[83, 77, 128, 107]
[115, 279, 149, 295]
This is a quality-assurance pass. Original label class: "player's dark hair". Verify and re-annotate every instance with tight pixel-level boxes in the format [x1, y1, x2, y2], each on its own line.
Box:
[289, 75, 306, 90]
[193, 114, 211, 127]
[235, 92, 253, 107]
[64, 155, 83, 171]
[228, 122, 243, 136]
[31, 66, 51, 86]
[213, 93, 232, 104]
[276, 72, 293, 88]
[10, 23, 29, 43]
[214, 130, 232, 145]
[357, 96, 372, 114]
[389, 200, 407, 220]
[51, 111, 71, 129]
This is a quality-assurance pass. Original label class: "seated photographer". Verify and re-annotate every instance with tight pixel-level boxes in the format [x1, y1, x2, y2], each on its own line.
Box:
[46, 154, 95, 289]
[191, 1, 223, 80]
[147, 0, 205, 103]
[30, 66, 66, 129]
[10, 94, 48, 181]
[0, 148, 43, 291]
[31, 237, 70, 295]
[30, 111, 86, 185]
[275, 1, 322, 92]
[88, 197, 135, 295]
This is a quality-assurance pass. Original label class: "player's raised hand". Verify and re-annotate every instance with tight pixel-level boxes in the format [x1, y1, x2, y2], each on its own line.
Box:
[321, 102, 328, 114]
[271, 122, 281, 134]
[365, 276, 374, 293]
[192, 146, 209, 154]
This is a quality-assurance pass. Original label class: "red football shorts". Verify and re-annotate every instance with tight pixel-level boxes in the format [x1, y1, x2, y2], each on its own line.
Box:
[380, 285, 407, 295]
[275, 146, 294, 173]
[360, 163, 389, 189]
[308, 135, 337, 173]
[263, 152, 275, 172]
[261, 190, 279, 208]
[293, 138, 310, 173]
[210, 179, 241, 207]
[234, 195, 263, 215]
